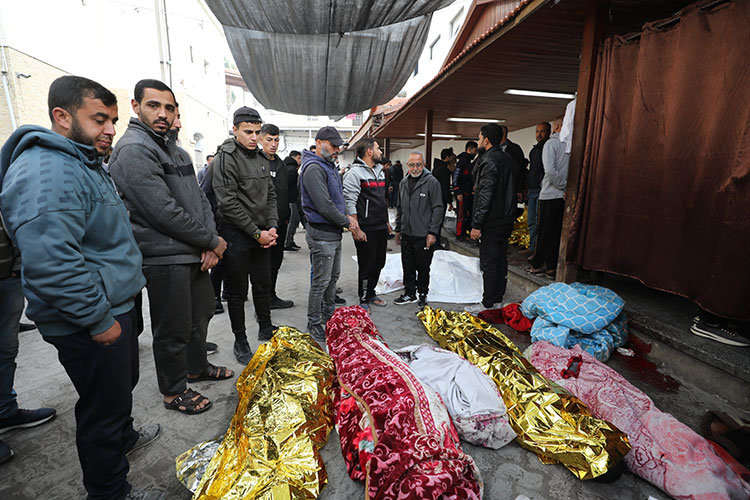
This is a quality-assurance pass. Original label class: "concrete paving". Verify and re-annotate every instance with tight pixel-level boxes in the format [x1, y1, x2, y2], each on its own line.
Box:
[1, 229, 746, 499]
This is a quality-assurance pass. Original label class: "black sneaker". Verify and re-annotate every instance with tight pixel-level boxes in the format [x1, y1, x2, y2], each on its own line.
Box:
[125, 487, 166, 500]
[334, 295, 346, 305]
[394, 294, 418, 305]
[213, 300, 224, 314]
[18, 322, 36, 332]
[258, 325, 276, 341]
[0, 439, 12, 465]
[417, 295, 427, 308]
[0, 407, 56, 434]
[292, 242, 302, 249]
[283, 245, 299, 252]
[269, 296, 294, 309]
[126, 424, 161, 456]
[233, 339, 253, 365]
[206, 342, 218, 355]
[690, 320, 750, 347]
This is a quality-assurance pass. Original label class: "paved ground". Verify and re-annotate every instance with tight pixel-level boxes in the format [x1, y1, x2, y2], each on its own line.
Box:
[1, 228, 746, 499]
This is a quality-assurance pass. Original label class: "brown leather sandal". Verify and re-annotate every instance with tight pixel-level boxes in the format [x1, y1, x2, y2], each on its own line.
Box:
[187, 363, 233, 382]
[163, 388, 212, 415]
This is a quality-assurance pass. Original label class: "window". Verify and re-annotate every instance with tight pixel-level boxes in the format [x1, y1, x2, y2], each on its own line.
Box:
[429, 36, 440, 60]
[450, 8, 464, 37]
[413, 61, 419, 77]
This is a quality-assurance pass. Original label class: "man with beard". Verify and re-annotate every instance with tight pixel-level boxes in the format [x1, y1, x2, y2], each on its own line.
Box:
[0, 75, 164, 499]
[110, 79, 232, 417]
[467, 123, 517, 312]
[526, 122, 551, 256]
[300, 126, 356, 342]
[212, 107, 278, 364]
[343, 138, 390, 311]
[259, 124, 294, 310]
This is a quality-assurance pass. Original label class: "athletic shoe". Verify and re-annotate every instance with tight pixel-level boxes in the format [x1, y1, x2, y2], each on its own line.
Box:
[291, 242, 302, 249]
[206, 342, 218, 355]
[233, 340, 253, 365]
[269, 296, 294, 309]
[0, 440, 12, 464]
[213, 300, 224, 314]
[690, 320, 750, 347]
[283, 245, 299, 252]
[334, 295, 346, 305]
[126, 424, 161, 456]
[464, 303, 490, 314]
[417, 295, 428, 308]
[0, 408, 56, 434]
[125, 487, 166, 500]
[394, 294, 418, 305]
[18, 322, 36, 332]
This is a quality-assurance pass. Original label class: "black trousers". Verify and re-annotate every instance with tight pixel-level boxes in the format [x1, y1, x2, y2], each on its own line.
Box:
[354, 228, 388, 303]
[221, 224, 272, 339]
[479, 222, 513, 307]
[401, 234, 435, 296]
[531, 198, 565, 271]
[45, 307, 139, 500]
[270, 222, 288, 297]
[210, 260, 225, 300]
[142, 263, 212, 396]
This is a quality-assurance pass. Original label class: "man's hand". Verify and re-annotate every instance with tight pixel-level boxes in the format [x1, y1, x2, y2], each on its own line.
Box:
[268, 227, 278, 238]
[395, 232, 401, 246]
[386, 222, 393, 235]
[470, 228, 482, 240]
[258, 230, 277, 248]
[447, 203, 454, 212]
[201, 250, 219, 271]
[92, 320, 122, 346]
[388, 186, 393, 193]
[347, 215, 360, 234]
[456, 194, 463, 203]
[213, 237, 227, 258]
[353, 229, 368, 242]
[426, 234, 436, 248]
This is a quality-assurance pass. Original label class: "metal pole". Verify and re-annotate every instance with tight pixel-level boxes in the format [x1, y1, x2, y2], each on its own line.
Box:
[1, 45, 17, 131]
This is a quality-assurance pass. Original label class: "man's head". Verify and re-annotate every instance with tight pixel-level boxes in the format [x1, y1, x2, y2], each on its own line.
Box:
[314, 126, 345, 163]
[536, 122, 551, 143]
[232, 106, 263, 150]
[48, 75, 119, 155]
[166, 105, 182, 144]
[206, 154, 215, 164]
[260, 123, 280, 158]
[309, 144, 316, 152]
[477, 123, 503, 154]
[354, 138, 382, 165]
[465, 140, 478, 156]
[381, 157, 391, 170]
[440, 147, 455, 161]
[552, 115, 564, 133]
[131, 79, 176, 136]
[406, 150, 425, 177]
[290, 150, 302, 166]
[499, 125, 509, 144]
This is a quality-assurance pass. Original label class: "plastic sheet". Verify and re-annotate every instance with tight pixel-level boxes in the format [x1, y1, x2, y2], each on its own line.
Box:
[418, 306, 631, 480]
[175, 327, 335, 499]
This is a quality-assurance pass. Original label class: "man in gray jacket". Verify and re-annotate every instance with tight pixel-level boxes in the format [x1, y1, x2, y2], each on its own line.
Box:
[109, 79, 232, 416]
[394, 151, 443, 308]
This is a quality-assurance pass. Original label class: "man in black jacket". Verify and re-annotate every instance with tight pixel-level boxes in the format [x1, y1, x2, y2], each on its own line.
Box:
[500, 125, 529, 204]
[469, 123, 517, 311]
[453, 141, 477, 239]
[389, 160, 404, 208]
[284, 151, 302, 251]
[526, 122, 551, 254]
[431, 148, 455, 249]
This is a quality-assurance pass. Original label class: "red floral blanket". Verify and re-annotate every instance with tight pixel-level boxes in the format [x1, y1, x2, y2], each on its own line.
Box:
[326, 306, 483, 500]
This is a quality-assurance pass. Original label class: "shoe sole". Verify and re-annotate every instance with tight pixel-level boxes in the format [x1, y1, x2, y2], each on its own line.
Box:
[395, 300, 418, 305]
[0, 413, 56, 434]
[690, 325, 750, 347]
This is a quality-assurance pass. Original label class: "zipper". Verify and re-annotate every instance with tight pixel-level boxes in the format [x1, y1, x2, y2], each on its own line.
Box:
[365, 199, 369, 218]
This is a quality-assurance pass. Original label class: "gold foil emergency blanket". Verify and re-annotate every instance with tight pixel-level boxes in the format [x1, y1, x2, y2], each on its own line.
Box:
[509, 207, 530, 249]
[418, 306, 631, 480]
[175, 327, 335, 499]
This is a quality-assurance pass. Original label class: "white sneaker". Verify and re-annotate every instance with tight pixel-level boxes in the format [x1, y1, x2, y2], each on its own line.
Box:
[464, 303, 485, 314]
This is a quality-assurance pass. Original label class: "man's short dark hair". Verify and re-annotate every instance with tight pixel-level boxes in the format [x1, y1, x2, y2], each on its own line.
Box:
[539, 122, 551, 133]
[290, 150, 301, 158]
[260, 123, 280, 136]
[355, 138, 377, 159]
[465, 140, 478, 151]
[310, 144, 316, 151]
[480, 123, 503, 147]
[48, 75, 117, 121]
[440, 147, 454, 160]
[206, 154, 215, 161]
[133, 79, 176, 104]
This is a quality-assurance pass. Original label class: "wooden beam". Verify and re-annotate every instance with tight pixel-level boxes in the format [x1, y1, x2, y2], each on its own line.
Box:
[556, 0, 609, 283]
[424, 109, 434, 168]
[384, 137, 392, 158]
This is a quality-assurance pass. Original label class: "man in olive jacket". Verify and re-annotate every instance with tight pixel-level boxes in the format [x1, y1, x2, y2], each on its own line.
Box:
[212, 107, 278, 364]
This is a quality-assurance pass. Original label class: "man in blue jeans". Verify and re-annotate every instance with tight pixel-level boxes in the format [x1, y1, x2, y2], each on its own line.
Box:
[0, 220, 56, 464]
[299, 127, 357, 342]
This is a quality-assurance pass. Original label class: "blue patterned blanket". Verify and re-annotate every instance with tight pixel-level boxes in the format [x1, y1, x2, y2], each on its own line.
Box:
[521, 282, 628, 361]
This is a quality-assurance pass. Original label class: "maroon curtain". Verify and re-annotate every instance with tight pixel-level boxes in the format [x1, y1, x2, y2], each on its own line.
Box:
[567, 0, 750, 320]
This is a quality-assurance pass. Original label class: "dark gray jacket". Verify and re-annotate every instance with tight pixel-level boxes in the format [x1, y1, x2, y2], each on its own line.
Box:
[395, 170, 443, 238]
[109, 118, 219, 265]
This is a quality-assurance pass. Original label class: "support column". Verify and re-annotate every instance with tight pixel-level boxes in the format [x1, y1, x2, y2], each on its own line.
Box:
[384, 137, 392, 158]
[424, 109, 434, 168]
[556, 0, 609, 282]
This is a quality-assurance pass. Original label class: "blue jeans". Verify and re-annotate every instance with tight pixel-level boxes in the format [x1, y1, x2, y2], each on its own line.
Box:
[527, 188, 541, 253]
[306, 234, 342, 338]
[0, 275, 23, 418]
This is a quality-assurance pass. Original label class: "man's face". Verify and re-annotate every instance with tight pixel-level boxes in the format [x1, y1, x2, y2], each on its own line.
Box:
[406, 153, 424, 177]
[132, 88, 176, 136]
[535, 124, 550, 143]
[317, 140, 340, 162]
[477, 132, 489, 155]
[66, 96, 119, 155]
[467, 146, 477, 157]
[171, 112, 181, 132]
[233, 121, 262, 150]
[206, 155, 214, 164]
[371, 141, 383, 163]
[293, 154, 302, 166]
[260, 133, 280, 157]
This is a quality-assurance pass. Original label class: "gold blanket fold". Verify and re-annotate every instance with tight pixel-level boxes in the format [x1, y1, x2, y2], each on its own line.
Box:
[418, 306, 631, 480]
[175, 327, 335, 499]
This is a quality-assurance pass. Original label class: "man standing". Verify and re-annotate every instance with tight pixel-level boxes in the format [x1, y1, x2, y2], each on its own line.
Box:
[197, 154, 214, 184]
[109, 79, 232, 416]
[530, 116, 569, 279]
[453, 140, 478, 239]
[500, 125, 529, 203]
[343, 138, 389, 311]
[300, 127, 356, 341]
[432, 148, 455, 249]
[526, 122, 551, 256]
[469, 123, 517, 311]
[213, 107, 278, 364]
[394, 151, 443, 308]
[389, 160, 404, 208]
[259, 124, 294, 310]
[284, 150, 302, 251]
[0, 76, 163, 499]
